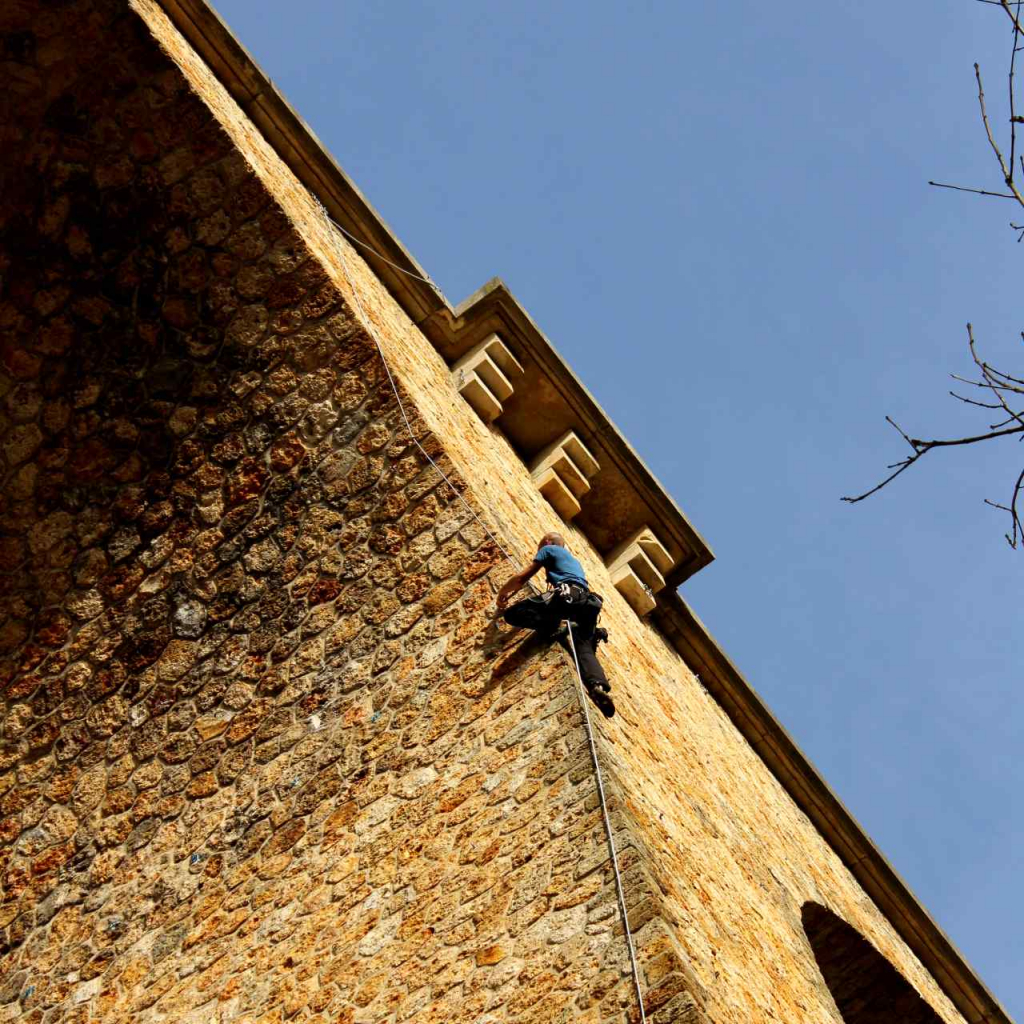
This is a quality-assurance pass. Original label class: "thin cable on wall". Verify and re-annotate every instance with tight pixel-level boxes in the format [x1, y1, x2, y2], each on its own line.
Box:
[323, 208, 440, 288]
[313, 197, 522, 569]
[297, 195, 540, 734]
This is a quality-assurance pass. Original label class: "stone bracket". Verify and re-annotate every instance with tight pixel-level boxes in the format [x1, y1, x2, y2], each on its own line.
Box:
[528, 430, 600, 522]
[451, 333, 523, 423]
[605, 526, 674, 615]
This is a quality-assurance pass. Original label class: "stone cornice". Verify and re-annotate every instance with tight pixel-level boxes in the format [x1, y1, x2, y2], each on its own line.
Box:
[155, 0, 714, 585]
[424, 277, 714, 581]
[151, 3, 1011, 1022]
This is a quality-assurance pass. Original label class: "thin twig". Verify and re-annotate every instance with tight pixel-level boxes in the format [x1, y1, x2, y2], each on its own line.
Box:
[949, 372, 1024, 392]
[928, 180, 1017, 199]
[949, 389, 1003, 409]
[975, 62, 1024, 206]
[888, 415, 917, 449]
[978, 362, 1024, 386]
[842, 458, 917, 504]
[984, 465, 1024, 546]
[1008, 463, 1021, 547]
[988, 412, 1024, 429]
[1009, 2, 1021, 177]
[950, 370, 1024, 388]
[967, 324, 1024, 439]
[910, 423, 1024, 448]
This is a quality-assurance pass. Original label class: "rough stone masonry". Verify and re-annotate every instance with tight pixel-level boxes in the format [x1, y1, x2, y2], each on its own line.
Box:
[0, 2, 1006, 1024]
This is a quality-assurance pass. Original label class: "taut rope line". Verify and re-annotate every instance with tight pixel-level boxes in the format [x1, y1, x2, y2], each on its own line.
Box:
[566, 622, 647, 1022]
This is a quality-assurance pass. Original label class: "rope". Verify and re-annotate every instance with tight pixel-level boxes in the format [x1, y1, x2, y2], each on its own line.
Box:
[566, 623, 648, 1023]
[321, 198, 522, 570]
[312, 194, 647, 1017]
[323, 210, 440, 287]
[297, 195, 538, 732]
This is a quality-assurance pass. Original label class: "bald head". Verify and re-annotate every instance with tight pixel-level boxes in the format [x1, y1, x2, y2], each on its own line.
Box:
[539, 532, 565, 551]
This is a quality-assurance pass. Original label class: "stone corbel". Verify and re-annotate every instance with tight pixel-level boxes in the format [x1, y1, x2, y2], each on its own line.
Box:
[605, 526, 674, 615]
[450, 333, 524, 423]
[528, 431, 600, 522]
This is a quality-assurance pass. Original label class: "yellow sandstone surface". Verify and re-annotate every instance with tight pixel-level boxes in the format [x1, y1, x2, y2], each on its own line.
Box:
[0, 1, 979, 1022]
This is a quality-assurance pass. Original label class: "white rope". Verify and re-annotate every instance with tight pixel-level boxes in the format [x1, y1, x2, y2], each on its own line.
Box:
[323, 212, 442, 288]
[312, 194, 646, 1018]
[298, 196, 538, 730]
[566, 623, 648, 1022]
[320, 197, 522, 570]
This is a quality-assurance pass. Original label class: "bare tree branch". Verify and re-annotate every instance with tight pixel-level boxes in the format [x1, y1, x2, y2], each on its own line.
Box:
[843, 326, 1024, 505]
[848, 3, 1024, 546]
[842, 422, 1024, 502]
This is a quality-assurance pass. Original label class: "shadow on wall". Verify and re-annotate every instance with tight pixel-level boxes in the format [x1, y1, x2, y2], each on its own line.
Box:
[801, 903, 943, 1024]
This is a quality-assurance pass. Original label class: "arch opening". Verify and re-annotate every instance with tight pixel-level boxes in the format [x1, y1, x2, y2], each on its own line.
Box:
[801, 902, 944, 1024]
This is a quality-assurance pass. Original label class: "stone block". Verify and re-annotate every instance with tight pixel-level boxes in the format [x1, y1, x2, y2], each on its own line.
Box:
[532, 467, 581, 522]
[528, 431, 600, 522]
[450, 334, 523, 423]
[605, 526, 674, 615]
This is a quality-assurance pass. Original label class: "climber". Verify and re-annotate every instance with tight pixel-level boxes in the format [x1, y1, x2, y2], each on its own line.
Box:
[496, 532, 614, 717]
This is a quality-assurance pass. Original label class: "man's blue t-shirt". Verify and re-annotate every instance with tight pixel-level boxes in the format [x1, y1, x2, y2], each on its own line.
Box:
[535, 545, 588, 588]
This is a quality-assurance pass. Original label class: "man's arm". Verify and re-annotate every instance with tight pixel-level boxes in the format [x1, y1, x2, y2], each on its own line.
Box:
[496, 560, 543, 611]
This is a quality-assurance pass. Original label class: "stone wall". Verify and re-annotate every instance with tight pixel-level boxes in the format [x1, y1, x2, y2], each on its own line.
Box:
[0, 3, 691, 1021]
[0, 2, 983, 1024]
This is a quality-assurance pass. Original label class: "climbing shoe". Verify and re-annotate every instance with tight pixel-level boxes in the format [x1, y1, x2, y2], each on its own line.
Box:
[585, 680, 615, 718]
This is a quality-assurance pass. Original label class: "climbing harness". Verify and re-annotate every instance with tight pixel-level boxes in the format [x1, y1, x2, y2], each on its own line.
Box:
[566, 622, 647, 1023]
[316, 194, 647, 1018]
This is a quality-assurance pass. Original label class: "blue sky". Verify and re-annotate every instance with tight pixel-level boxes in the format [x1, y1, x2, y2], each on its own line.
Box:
[211, 1, 1021, 1011]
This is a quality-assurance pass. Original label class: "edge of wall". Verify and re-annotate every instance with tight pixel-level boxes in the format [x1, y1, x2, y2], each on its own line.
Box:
[152, 0, 714, 586]
[654, 594, 1009, 1024]
[146, 3, 1013, 1021]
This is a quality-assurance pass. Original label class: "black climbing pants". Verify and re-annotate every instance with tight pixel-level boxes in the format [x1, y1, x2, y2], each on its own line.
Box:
[503, 587, 609, 692]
